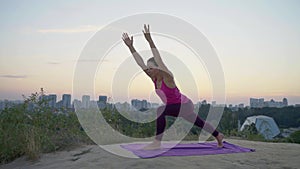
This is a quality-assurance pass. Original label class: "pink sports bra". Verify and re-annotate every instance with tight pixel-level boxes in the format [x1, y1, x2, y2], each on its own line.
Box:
[154, 79, 189, 104]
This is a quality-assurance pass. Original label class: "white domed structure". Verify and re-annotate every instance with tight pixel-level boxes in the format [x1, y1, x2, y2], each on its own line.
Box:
[240, 115, 280, 140]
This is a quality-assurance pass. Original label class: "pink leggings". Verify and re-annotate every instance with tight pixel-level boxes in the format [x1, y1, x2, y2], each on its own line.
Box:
[155, 100, 219, 141]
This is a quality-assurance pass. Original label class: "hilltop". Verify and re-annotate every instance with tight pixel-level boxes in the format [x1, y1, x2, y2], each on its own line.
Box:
[0, 139, 299, 169]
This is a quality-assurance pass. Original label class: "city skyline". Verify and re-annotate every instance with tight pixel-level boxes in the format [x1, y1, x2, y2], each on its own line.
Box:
[1, 1, 300, 105]
[0, 91, 297, 108]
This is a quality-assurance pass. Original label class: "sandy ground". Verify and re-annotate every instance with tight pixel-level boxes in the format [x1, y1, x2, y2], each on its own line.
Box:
[1, 139, 299, 169]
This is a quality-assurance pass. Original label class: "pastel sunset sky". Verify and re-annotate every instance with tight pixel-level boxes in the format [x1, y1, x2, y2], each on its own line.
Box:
[1, 0, 299, 105]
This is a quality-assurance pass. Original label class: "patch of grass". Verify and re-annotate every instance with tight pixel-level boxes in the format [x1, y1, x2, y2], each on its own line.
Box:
[0, 92, 93, 164]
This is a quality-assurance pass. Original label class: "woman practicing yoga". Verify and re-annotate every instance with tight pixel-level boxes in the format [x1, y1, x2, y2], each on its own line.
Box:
[122, 24, 224, 150]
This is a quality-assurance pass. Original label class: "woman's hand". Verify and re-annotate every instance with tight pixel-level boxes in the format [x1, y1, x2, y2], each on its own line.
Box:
[143, 24, 152, 42]
[122, 33, 133, 47]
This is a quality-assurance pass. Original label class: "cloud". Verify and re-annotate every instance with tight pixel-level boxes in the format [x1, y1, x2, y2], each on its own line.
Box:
[77, 59, 100, 62]
[37, 25, 100, 34]
[45, 59, 110, 66]
[0, 75, 27, 79]
[37, 25, 126, 34]
[75, 59, 110, 63]
[47, 61, 61, 65]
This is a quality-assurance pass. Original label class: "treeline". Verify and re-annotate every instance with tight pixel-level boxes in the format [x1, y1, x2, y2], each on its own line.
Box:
[101, 107, 156, 138]
[196, 104, 300, 134]
[103, 104, 300, 140]
[1, 91, 300, 164]
[198, 104, 300, 128]
[237, 106, 300, 128]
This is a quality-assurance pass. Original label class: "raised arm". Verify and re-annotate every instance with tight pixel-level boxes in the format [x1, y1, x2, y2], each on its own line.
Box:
[122, 33, 150, 76]
[143, 24, 173, 77]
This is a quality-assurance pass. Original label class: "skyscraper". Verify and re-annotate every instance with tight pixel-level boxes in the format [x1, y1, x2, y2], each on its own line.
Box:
[48, 94, 57, 108]
[283, 98, 288, 107]
[98, 95, 107, 109]
[131, 99, 149, 110]
[250, 98, 264, 108]
[62, 94, 71, 109]
[82, 95, 90, 109]
[99, 96, 107, 104]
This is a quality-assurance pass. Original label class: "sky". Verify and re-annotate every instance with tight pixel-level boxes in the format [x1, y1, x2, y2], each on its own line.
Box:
[0, 0, 299, 105]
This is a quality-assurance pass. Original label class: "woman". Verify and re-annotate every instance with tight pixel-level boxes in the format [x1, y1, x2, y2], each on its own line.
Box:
[122, 24, 224, 150]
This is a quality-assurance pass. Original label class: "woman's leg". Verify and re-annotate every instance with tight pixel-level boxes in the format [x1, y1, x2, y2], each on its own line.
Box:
[143, 104, 182, 150]
[179, 101, 224, 147]
[155, 103, 182, 141]
[156, 102, 220, 139]
[182, 111, 219, 137]
[145, 101, 224, 149]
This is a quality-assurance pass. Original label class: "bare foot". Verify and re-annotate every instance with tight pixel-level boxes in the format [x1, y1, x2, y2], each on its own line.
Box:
[143, 140, 161, 150]
[216, 133, 224, 148]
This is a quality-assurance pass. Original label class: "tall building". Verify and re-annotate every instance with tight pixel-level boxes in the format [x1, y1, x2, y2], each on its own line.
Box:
[99, 96, 107, 104]
[56, 100, 63, 109]
[0, 100, 23, 111]
[39, 94, 47, 102]
[131, 99, 140, 110]
[131, 99, 149, 110]
[250, 98, 264, 108]
[48, 94, 57, 108]
[73, 99, 82, 109]
[62, 94, 71, 109]
[264, 98, 288, 108]
[142, 100, 148, 109]
[82, 95, 90, 109]
[251, 97, 288, 108]
[115, 102, 131, 112]
[283, 98, 288, 107]
[238, 103, 244, 108]
[98, 95, 107, 109]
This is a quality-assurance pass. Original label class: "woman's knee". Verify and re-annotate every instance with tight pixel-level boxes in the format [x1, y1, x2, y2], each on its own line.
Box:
[157, 106, 166, 116]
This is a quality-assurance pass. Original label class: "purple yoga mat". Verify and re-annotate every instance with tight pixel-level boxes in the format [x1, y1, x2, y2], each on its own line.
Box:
[121, 141, 255, 158]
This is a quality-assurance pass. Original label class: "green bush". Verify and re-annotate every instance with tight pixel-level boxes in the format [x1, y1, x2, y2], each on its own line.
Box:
[288, 130, 300, 144]
[0, 92, 92, 164]
[238, 124, 265, 141]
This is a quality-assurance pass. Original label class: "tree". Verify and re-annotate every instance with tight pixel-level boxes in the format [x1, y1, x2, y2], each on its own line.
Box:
[288, 130, 300, 144]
